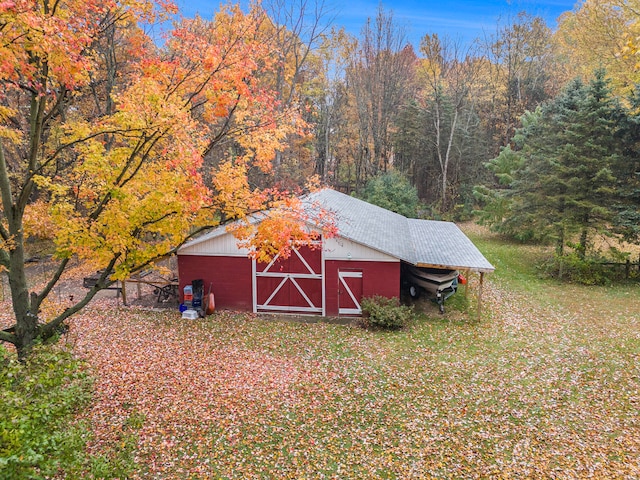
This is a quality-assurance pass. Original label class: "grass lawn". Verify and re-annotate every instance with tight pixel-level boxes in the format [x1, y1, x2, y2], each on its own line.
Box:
[62, 227, 640, 478]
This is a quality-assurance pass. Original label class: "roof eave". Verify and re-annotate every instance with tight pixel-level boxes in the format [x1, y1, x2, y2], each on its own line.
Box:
[415, 261, 495, 273]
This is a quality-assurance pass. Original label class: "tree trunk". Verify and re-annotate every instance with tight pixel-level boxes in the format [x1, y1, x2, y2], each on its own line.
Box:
[440, 109, 458, 211]
[556, 223, 565, 280]
[556, 226, 565, 256]
[9, 239, 38, 360]
[579, 224, 589, 260]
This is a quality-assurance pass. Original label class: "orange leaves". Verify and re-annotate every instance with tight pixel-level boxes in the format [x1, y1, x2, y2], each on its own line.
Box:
[228, 193, 337, 264]
[4, 0, 314, 280]
[232, 213, 319, 264]
[166, 7, 268, 102]
[123, 0, 177, 23]
[166, 4, 299, 171]
[1, 0, 323, 348]
[64, 281, 640, 479]
[0, 0, 116, 92]
[0, 1, 180, 98]
[22, 199, 59, 241]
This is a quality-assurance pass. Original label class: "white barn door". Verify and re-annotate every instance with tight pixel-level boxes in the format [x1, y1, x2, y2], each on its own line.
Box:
[254, 244, 324, 314]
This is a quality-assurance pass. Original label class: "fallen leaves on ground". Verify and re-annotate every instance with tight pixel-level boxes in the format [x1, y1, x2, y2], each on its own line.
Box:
[1, 257, 638, 479]
[44, 276, 638, 479]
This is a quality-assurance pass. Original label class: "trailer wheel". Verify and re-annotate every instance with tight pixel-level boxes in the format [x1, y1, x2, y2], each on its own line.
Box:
[436, 292, 445, 314]
[409, 285, 421, 299]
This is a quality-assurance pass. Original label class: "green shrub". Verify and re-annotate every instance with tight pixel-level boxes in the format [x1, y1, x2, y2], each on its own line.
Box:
[360, 296, 413, 330]
[539, 253, 615, 286]
[0, 344, 142, 479]
[0, 344, 92, 480]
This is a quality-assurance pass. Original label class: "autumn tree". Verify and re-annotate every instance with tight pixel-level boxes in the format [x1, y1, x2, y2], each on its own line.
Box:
[412, 34, 481, 212]
[346, 6, 416, 189]
[310, 27, 353, 184]
[248, 0, 332, 186]
[555, 0, 640, 98]
[480, 12, 557, 151]
[0, 0, 331, 359]
[393, 99, 431, 197]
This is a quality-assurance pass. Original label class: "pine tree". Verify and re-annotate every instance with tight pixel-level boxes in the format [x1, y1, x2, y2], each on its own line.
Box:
[612, 86, 640, 244]
[480, 70, 623, 256]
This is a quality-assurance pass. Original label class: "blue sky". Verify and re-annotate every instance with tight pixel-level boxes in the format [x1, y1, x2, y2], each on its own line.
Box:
[175, 0, 578, 48]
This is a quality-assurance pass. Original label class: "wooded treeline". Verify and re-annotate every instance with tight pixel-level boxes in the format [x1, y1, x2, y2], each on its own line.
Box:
[259, 1, 640, 227]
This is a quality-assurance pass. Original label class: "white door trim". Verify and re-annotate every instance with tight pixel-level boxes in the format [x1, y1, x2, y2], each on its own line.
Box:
[338, 270, 363, 315]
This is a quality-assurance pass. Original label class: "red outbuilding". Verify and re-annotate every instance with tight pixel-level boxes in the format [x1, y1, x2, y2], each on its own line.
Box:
[177, 189, 494, 316]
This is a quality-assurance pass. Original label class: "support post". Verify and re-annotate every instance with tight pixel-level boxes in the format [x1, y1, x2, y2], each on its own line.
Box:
[626, 259, 630, 279]
[477, 272, 484, 321]
[120, 280, 127, 306]
[464, 269, 470, 299]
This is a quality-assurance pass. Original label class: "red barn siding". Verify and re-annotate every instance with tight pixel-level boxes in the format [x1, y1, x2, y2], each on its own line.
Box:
[178, 245, 401, 316]
[178, 255, 252, 311]
[324, 260, 400, 316]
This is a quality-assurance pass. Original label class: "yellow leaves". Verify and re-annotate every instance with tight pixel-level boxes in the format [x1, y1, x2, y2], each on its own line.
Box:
[212, 162, 264, 219]
[0, 230, 16, 259]
[31, 174, 69, 197]
[230, 104, 301, 172]
[114, 76, 183, 131]
[0, 0, 105, 91]
[554, 0, 640, 97]
[43, 104, 210, 271]
[621, 29, 640, 71]
[122, 0, 178, 23]
[0, 106, 19, 142]
[419, 34, 444, 80]
[1, 0, 314, 297]
[304, 175, 322, 193]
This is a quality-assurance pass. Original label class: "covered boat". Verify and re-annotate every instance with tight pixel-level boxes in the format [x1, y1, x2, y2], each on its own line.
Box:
[402, 264, 459, 313]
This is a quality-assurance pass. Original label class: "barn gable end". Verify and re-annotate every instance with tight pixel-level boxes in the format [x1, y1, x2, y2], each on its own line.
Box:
[178, 229, 250, 257]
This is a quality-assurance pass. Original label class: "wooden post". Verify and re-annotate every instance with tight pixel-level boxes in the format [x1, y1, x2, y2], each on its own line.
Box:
[464, 269, 470, 299]
[120, 280, 128, 306]
[477, 272, 484, 321]
[626, 259, 630, 279]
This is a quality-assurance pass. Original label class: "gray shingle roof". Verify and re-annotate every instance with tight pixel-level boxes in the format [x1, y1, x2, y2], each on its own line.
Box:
[305, 189, 494, 272]
[304, 189, 414, 261]
[180, 189, 494, 273]
[407, 219, 495, 272]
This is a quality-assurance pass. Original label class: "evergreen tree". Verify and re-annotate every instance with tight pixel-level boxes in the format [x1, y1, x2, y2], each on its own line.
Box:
[474, 144, 526, 236]
[612, 86, 640, 244]
[479, 70, 623, 256]
[358, 171, 420, 218]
